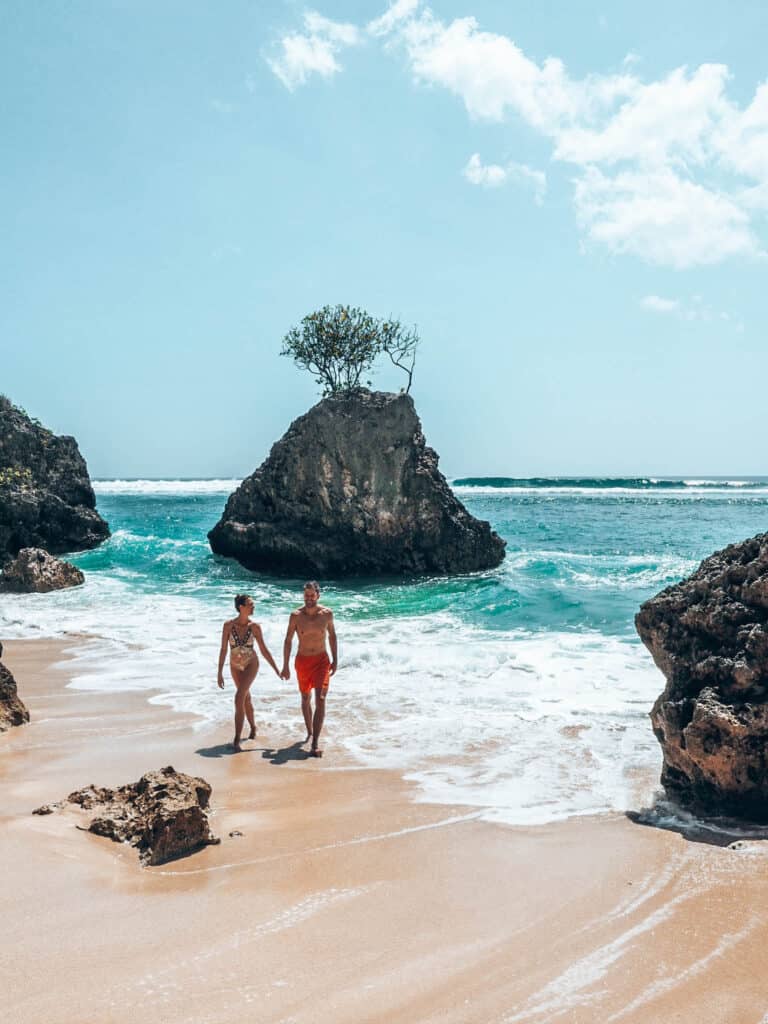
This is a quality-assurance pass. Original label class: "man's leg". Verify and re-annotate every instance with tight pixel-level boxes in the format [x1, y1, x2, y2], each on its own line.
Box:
[301, 691, 313, 742]
[311, 686, 327, 756]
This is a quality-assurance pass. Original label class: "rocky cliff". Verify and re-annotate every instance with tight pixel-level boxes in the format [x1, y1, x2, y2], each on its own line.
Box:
[0, 396, 109, 562]
[0, 657, 29, 731]
[636, 532, 768, 820]
[208, 390, 506, 577]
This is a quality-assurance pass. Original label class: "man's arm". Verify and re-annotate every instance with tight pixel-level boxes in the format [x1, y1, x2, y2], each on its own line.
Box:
[327, 611, 338, 675]
[281, 613, 298, 679]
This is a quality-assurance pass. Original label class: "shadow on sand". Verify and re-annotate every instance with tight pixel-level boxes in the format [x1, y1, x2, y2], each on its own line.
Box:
[262, 741, 312, 765]
[627, 797, 768, 848]
[196, 743, 267, 758]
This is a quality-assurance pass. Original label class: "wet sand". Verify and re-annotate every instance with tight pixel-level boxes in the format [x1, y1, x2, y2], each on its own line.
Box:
[3, 637, 768, 1024]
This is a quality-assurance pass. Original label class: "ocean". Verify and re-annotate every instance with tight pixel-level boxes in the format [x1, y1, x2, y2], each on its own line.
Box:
[3, 476, 768, 826]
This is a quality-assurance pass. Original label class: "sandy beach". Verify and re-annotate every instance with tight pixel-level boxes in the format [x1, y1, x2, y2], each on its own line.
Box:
[1, 639, 767, 1023]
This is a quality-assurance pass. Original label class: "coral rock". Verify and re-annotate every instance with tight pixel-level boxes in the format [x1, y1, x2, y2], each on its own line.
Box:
[0, 547, 85, 593]
[209, 390, 506, 577]
[55, 766, 218, 865]
[636, 532, 768, 820]
[0, 660, 29, 731]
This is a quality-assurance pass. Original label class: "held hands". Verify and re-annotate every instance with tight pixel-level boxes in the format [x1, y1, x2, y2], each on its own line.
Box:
[280, 664, 290, 681]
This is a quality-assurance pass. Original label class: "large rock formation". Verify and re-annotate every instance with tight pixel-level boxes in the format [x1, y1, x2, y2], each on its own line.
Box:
[208, 390, 506, 576]
[35, 766, 218, 865]
[636, 532, 768, 820]
[0, 547, 85, 593]
[0, 395, 109, 563]
[0, 658, 29, 731]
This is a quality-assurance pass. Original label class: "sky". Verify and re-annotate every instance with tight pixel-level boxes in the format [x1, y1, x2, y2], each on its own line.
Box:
[2, 0, 767, 479]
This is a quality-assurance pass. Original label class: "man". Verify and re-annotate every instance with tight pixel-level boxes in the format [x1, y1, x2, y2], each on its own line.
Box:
[281, 581, 337, 758]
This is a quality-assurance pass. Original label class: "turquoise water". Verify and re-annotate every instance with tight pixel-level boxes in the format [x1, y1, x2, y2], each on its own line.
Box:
[77, 478, 768, 636]
[3, 477, 768, 824]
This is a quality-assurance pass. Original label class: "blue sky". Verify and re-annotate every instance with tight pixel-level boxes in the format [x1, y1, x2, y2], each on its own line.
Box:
[2, 1, 766, 478]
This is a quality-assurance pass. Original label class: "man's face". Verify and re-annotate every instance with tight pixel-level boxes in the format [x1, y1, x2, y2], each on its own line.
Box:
[303, 586, 319, 607]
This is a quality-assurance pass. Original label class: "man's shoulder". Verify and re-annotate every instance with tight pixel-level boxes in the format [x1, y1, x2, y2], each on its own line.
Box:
[318, 604, 333, 616]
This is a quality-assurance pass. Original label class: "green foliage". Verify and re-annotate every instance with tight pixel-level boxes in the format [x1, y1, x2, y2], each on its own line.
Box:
[0, 465, 33, 489]
[281, 305, 420, 396]
[0, 394, 50, 432]
[379, 318, 419, 394]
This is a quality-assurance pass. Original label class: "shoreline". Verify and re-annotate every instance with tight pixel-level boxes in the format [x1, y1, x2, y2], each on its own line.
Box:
[3, 637, 768, 1023]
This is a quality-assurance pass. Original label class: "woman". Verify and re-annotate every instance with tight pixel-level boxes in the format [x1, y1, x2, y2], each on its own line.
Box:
[217, 594, 280, 751]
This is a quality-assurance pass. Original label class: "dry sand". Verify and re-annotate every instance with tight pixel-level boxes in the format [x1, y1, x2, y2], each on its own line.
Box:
[3, 637, 768, 1024]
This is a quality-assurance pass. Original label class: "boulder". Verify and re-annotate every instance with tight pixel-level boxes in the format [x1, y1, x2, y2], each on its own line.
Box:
[0, 659, 29, 731]
[0, 547, 85, 593]
[636, 532, 768, 819]
[37, 766, 219, 865]
[208, 390, 506, 576]
[0, 395, 109, 563]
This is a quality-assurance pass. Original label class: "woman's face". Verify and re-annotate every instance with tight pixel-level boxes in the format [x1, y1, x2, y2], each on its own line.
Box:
[239, 597, 254, 614]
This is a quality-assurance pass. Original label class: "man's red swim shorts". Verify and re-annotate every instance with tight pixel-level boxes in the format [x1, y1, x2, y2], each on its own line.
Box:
[295, 652, 331, 694]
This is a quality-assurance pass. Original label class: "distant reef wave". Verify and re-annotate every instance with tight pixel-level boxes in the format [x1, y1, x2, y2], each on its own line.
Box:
[93, 479, 240, 495]
[451, 477, 768, 491]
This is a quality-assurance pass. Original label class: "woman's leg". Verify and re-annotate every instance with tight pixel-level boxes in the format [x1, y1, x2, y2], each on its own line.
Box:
[230, 661, 259, 750]
[245, 691, 256, 739]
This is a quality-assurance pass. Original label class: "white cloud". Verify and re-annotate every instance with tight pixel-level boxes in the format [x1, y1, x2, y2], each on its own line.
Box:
[268, 4, 768, 268]
[368, 0, 421, 37]
[398, 12, 635, 129]
[463, 153, 547, 204]
[554, 64, 729, 168]
[267, 11, 360, 91]
[740, 181, 768, 211]
[303, 12, 359, 46]
[394, 8, 767, 267]
[464, 153, 508, 187]
[574, 167, 758, 267]
[712, 81, 768, 182]
[641, 294, 743, 328]
[641, 295, 680, 314]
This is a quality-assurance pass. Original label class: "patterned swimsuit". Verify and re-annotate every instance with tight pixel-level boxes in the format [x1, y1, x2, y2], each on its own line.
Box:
[229, 622, 256, 669]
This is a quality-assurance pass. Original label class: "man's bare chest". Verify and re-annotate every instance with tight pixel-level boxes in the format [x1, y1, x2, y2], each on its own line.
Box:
[297, 621, 326, 639]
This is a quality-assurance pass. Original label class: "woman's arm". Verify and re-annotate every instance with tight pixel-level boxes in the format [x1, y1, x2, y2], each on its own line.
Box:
[217, 623, 229, 688]
[254, 624, 281, 677]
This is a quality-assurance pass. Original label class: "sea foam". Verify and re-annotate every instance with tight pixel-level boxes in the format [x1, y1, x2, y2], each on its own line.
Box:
[4, 476, 768, 826]
[93, 479, 239, 495]
[1, 576, 661, 826]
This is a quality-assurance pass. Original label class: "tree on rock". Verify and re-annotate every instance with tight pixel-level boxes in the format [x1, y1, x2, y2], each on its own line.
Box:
[281, 305, 419, 395]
